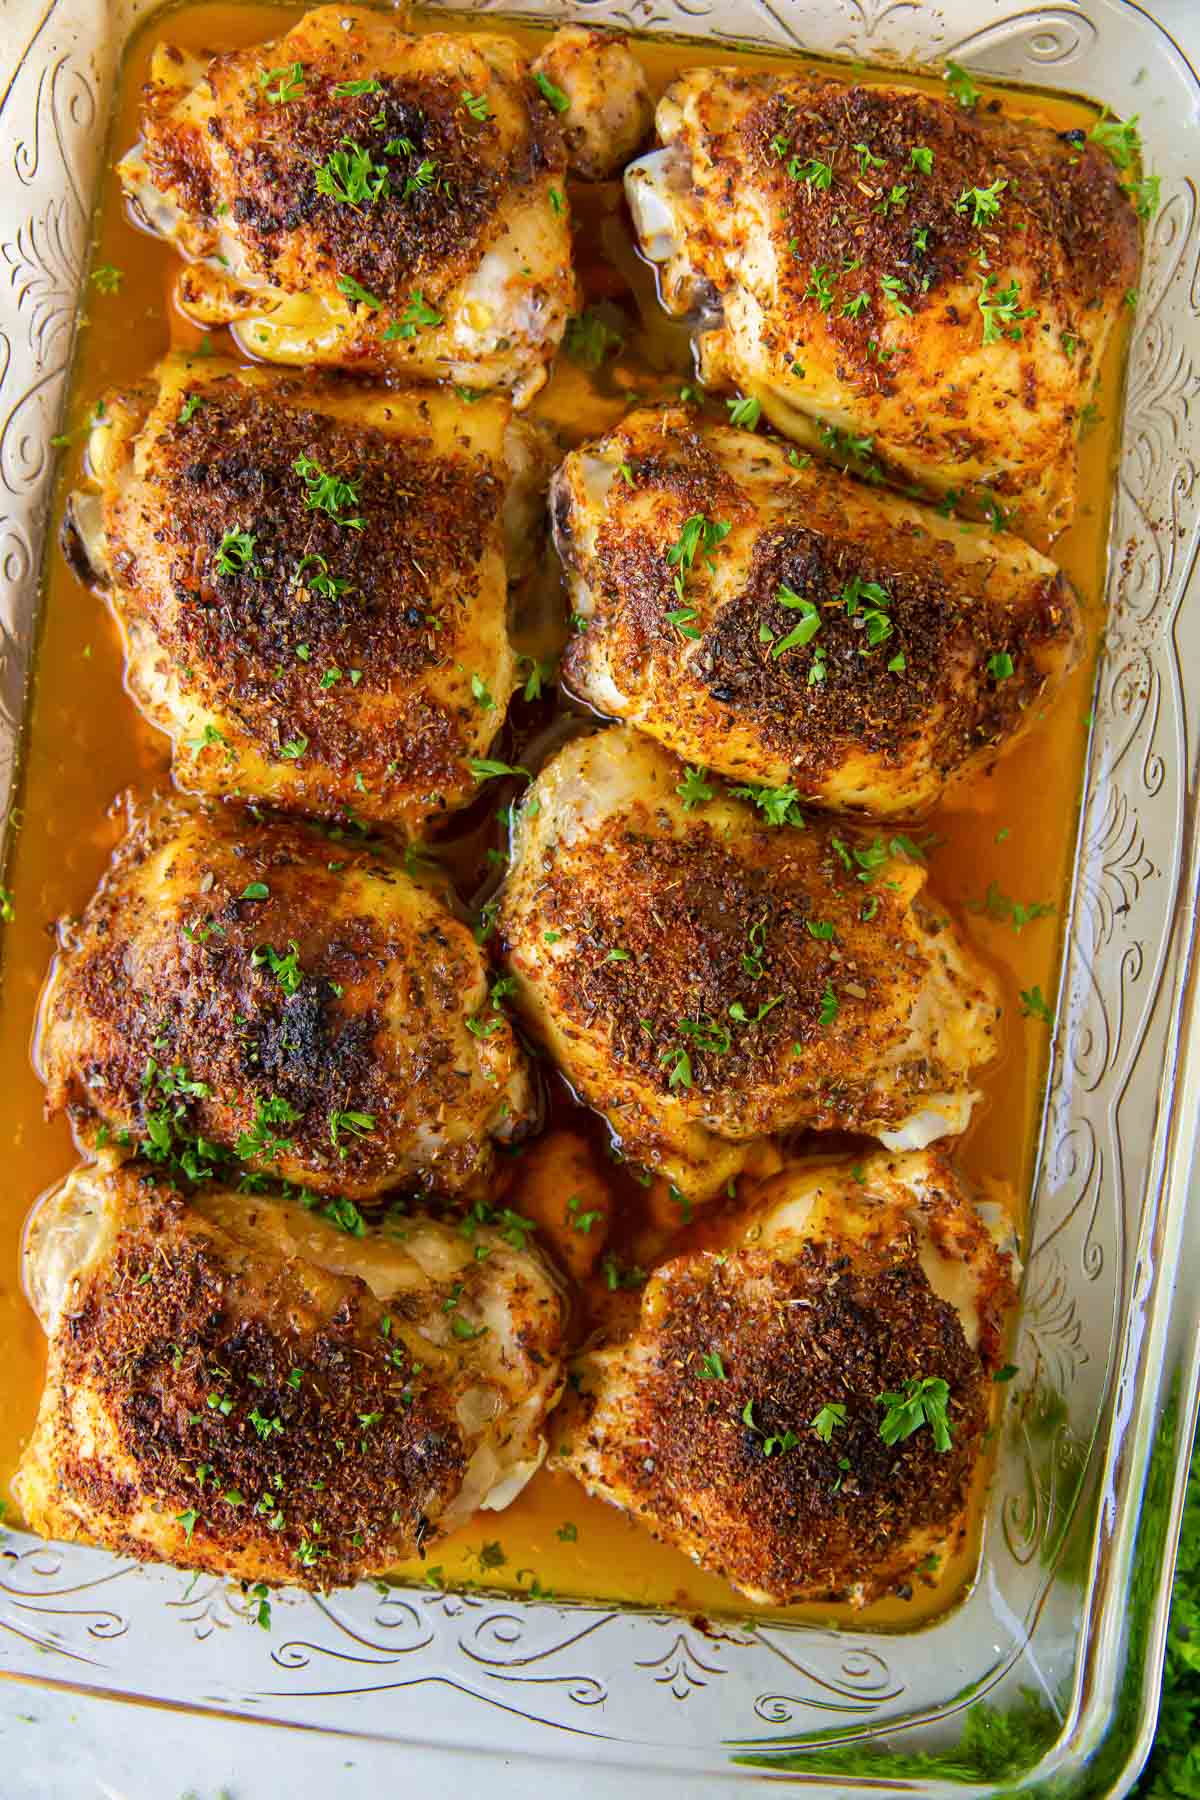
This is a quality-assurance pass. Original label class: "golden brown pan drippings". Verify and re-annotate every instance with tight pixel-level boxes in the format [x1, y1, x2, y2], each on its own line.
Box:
[0, 4, 1129, 1625]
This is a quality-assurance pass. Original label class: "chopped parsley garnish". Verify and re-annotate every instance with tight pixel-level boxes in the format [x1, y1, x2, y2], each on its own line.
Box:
[179, 392, 203, 423]
[665, 513, 730, 609]
[880, 273, 912, 318]
[467, 973, 517, 1039]
[877, 1375, 953, 1452]
[332, 78, 382, 97]
[337, 273, 382, 311]
[323, 1196, 366, 1236]
[315, 138, 388, 207]
[803, 263, 836, 311]
[567, 1193, 601, 1234]
[1020, 985, 1054, 1024]
[728, 996, 783, 1025]
[698, 1350, 727, 1381]
[450, 1315, 486, 1341]
[329, 1108, 376, 1154]
[666, 605, 701, 640]
[251, 940, 303, 995]
[811, 1402, 847, 1442]
[1089, 107, 1142, 171]
[955, 177, 1007, 226]
[987, 651, 1015, 680]
[726, 395, 762, 429]
[90, 264, 123, 294]
[534, 71, 570, 112]
[771, 582, 822, 658]
[468, 757, 530, 781]
[818, 981, 839, 1027]
[676, 764, 713, 811]
[564, 308, 624, 370]
[240, 881, 270, 900]
[965, 881, 1054, 931]
[236, 1094, 300, 1164]
[979, 275, 1036, 344]
[517, 655, 555, 701]
[943, 60, 980, 108]
[742, 916, 768, 978]
[215, 529, 258, 577]
[260, 63, 304, 105]
[835, 573, 893, 646]
[385, 290, 443, 339]
[292, 453, 364, 528]
[729, 782, 806, 828]
[461, 89, 491, 121]
[909, 145, 933, 174]
[601, 1253, 646, 1292]
[1126, 175, 1160, 219]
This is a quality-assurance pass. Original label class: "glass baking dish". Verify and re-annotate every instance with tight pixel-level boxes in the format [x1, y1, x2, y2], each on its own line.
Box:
[1, 0, 1198, 1792]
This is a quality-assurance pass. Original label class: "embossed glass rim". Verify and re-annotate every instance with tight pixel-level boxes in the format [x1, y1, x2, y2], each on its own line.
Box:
[0, 1, 1198, 1792]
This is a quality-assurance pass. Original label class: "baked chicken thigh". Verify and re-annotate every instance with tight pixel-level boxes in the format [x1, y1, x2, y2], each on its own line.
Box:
[498, 729, 1002, 1201]
[554, 408, 1083, 814]
[531, 27, 653, 180]
[38, 794, 531, 1199]
[553, 1148, 1018, 1606]
[625, 71, 1139, 536]
[67, 354, 548, 835]
[17, 1162, 566, 1587]
[119, 6, 576, 402]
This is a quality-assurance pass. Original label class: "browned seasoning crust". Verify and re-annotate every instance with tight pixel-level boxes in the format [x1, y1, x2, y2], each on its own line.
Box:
[737, 80, 1134, 390]
[141, 24, 564, 308]
[554, 1150, 1016, 1604]
[17, 1165, 566, 1589]
[124, 8, 577, 397]
[521, 816, 933, 1114]
[556, 410, 1083, 812]
[37, 791, 530, 1199]
[89, 358, 535, 833]
[645, 69, 1140, 534]
[499, 729, 1003, 1199]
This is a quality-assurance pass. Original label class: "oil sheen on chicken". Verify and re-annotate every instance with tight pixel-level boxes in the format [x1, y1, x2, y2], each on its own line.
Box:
[16, 1162, 566, 1588]
[553, 407, 1083, 814]
[65, 353, 549, 835]
[552, 1148, 1018, 1605]
[625, 70, 1139, 537]
[37, 793, 531, 1200]
[118, 6, 577, 402]
[498, 728, 1003, 1201]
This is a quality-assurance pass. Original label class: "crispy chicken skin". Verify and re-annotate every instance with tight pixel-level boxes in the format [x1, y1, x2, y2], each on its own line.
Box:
[552, 1148, 1018, 1606]
[17, 1163, 566, 1588]
[531, 28, 653, 180]
[554, 408, 1083, 814]
[498, 728, 1003, 1201]
[625, 71, 1139, 537]
[119, 7, 576, 402]
[66, 354, 549, 835]
[37, 794, 531, 1200]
